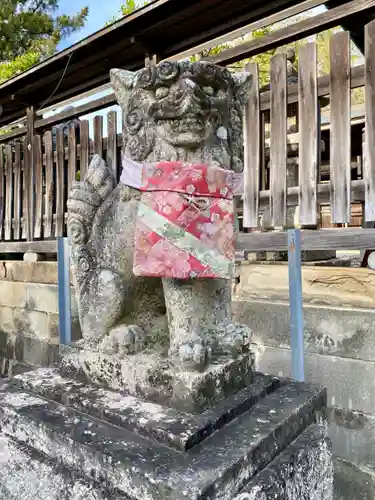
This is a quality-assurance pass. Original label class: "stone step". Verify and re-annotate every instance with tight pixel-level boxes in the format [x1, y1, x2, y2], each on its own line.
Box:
[9, 367, 280, 451]
[334, 457, 375, 500]
[59, 344, 255, 413]
[0, 376, 326, 500]
[239, 424, 333, 499]
[0, 386, 162, 499]
[0, 433, 126, 500]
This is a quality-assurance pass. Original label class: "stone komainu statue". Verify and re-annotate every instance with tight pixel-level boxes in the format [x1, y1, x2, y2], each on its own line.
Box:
[67, 61, 252, 370]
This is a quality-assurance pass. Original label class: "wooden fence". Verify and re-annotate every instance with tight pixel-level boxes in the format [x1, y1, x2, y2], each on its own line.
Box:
[0, 109, 122, 252]
[243, 29, 364, 229]
[238, 20, 375, 252]
[1, 21, 375, 254]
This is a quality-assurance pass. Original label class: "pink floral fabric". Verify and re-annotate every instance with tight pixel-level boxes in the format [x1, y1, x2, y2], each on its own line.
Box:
[132, 161, 235, 279]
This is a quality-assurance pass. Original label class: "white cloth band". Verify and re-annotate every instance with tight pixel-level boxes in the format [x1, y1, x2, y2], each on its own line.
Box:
[120, 156, 144, 189]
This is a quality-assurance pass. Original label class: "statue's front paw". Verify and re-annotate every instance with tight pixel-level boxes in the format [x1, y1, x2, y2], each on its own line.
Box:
[99, 325, 146, 355]
[214, 323, 252, 357]
[171, 337, 211, 372]
[179, 342, 210, 371]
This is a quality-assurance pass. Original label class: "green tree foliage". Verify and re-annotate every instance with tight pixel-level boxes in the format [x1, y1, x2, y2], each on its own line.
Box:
[241, 26, 276, 86]
[0, 0, 88, 83]
[106, 0, 149, 25]
[119, 0, 148, 16]
[191, 26, 275, 87]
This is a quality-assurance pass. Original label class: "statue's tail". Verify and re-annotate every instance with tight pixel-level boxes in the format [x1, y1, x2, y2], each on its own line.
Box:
[67, 154, 116, 228]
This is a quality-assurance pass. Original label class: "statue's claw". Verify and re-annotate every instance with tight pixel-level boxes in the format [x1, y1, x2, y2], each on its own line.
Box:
[99, 325, 146, 355]
[212, 323, 252, 357]
[177, 341, 211, 371]
[169, 330, 211, 371]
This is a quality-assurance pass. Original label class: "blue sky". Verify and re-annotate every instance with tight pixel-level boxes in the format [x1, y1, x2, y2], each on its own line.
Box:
[57, 0, 126, 49]
[45, 0, 135, 135]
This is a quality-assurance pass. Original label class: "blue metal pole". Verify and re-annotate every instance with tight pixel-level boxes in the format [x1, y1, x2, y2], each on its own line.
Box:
[287, 229, 305, 382]
[57, 237, 72, 345]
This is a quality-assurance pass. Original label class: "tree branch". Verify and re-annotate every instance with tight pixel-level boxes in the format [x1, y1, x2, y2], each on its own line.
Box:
[32, 0, 45, 14]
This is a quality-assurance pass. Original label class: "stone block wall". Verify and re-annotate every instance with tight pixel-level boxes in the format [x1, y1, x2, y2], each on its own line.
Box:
[0, 261, 79, 373]
[233, 261, 375, 498]
[234, 263, 375, 411]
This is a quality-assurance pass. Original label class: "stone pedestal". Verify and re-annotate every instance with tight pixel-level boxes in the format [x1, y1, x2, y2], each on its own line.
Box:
[0, 359, 333, 500]
[59, 344, 254, 413]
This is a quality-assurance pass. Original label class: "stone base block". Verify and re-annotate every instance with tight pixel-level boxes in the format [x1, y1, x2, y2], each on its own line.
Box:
[10, 367, 277, 451]
[333, 457, 375, 500]
[235, 425, 332, 499]
[60, 344, 253, 413]
[0, 433, 125, 499]
[0, 366, 332, 500]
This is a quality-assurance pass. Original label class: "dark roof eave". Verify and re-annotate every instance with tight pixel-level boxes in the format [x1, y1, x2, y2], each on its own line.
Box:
[0, 0, 371, 127]
[0, 0, 310, 126]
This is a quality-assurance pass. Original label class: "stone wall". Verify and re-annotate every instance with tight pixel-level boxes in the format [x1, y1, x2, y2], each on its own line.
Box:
[234, 262, 375, 409]
[233, 261, 375, 498]
[0, 261, 79, 374]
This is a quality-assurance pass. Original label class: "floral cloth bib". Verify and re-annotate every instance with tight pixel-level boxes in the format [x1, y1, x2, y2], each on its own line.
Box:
[121, 159, 235, 279]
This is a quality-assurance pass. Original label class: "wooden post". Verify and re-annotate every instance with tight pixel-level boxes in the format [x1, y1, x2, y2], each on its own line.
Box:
[243, 62, 260, 229]
[269, 53, 287, 228]
[79, 120, 89, 181]
[4, 145, 13, 241]
[145, 54, 159, 67]
[55, 128, 65, 237]
[43, 131, 53, 239]
[107, 110, 118, 180]
[260, 113, 268, 193]
[13, 142, 21, 241]
[94, 115, 103, 156]
[26, 107, 35, 242]
[298, 42, 318, 227]
[0, 146, 4, 241]
[365, 20, 375, 222]
[330, 31, 351, 224]
[33, 135, 43, 239]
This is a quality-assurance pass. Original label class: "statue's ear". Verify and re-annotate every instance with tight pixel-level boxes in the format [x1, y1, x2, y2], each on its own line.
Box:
[232, 72, 253, 109]
[110, 68, 135, 110]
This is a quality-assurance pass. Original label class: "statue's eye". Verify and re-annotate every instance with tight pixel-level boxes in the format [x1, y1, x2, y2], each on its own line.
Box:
[126, 109, 143, 133]
[155, 87, 169, 99]
[203, 86, 214, 96]
[127, 112, 138, 126]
